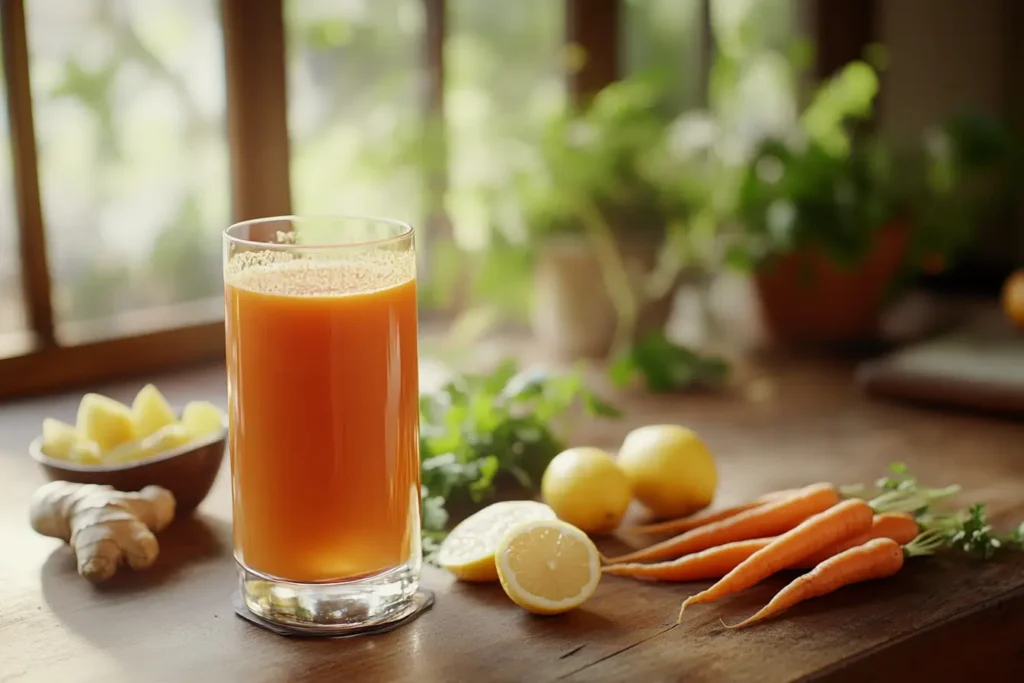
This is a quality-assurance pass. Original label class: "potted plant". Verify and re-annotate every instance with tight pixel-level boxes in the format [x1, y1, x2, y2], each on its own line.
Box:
[736, 139, 908, 345]
[512, 73, 684, 359]
[357, 71, 689, 360]
[732, 62, 1015, 346]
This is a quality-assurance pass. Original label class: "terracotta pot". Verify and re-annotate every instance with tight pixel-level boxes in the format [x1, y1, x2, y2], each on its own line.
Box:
[530, 238, 675, 359]
[755, 223, 909, 346]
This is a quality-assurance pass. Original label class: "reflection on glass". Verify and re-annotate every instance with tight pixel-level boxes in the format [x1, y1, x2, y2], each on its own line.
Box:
[0, 40, 31, 358]
[285, 0, 424, 222]
[25, 0, 229, 343]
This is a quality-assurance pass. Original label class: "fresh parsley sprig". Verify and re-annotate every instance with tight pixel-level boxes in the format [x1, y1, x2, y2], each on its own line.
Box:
[916, 504, 1024, 560]
[419, 359, 619, 559]
[841, 462, 961, 516]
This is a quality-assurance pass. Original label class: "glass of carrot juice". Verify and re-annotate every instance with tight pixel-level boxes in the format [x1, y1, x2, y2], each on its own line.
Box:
[223, 216, 421, 632]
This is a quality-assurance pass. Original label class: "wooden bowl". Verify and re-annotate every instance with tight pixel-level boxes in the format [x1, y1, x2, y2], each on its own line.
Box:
[29, 420, 227, 516]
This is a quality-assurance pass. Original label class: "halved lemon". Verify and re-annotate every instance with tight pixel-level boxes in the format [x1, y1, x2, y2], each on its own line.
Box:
[496, 519, 601, 615]
[438, 500, 556, 582]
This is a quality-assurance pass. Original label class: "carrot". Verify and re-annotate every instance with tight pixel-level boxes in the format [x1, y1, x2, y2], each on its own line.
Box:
[602, 483, 840, 565]
[796, 513, 917, 567]
[602, 539, 772, 581]
[726, 538, 904, 629]
[677, 498, 874, 621]
[604, 513, 913, 582]
[630, 489, 801, 536]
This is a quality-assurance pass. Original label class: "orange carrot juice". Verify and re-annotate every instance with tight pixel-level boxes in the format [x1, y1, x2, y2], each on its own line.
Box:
[225, 256, 420, 583]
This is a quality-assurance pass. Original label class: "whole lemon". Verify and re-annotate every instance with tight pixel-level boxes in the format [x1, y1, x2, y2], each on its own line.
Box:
[616, 425, 717, 519]
[541, 447, 632, 535]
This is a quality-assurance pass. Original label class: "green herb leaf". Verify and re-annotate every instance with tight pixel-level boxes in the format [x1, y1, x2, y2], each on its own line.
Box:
[419, 359, 619, 559]
[583, 390, 623, 418]
[611, 331, 729, 393]
[950, 504, 1002, 559]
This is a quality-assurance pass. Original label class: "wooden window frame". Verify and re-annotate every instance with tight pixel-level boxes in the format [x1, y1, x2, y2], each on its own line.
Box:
[1, 0, 837, 400]
[1, 0, 456, 399]
[566, 0, 620, 106]
[0, 0, 295, 399]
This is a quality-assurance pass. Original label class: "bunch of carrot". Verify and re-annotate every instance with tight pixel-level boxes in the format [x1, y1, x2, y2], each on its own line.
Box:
[601, 482, 953, 628]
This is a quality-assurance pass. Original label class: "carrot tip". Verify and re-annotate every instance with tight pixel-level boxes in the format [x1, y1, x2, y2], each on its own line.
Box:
[676, 602, 688, 624]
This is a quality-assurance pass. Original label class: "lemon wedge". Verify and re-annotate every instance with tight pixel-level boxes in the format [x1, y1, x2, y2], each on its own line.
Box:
[67, 439, 102, 465]
[180, 401, 225, 440]
[131, 384, 178, 439]
[141, 424, 192, 454]
[40, 418, 80, 460]
[438, 500, 556, 582]
[76, 393, 134, 452]
[496, 519, 601, 615]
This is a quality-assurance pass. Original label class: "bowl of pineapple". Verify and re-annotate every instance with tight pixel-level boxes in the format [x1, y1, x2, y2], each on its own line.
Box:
[29, 384, 227, 515]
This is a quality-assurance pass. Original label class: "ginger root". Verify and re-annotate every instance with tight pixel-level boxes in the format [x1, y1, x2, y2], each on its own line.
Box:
[29, 481, 176, 582]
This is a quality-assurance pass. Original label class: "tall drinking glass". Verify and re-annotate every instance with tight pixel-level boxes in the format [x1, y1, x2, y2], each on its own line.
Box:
[223, 216, 420, 632]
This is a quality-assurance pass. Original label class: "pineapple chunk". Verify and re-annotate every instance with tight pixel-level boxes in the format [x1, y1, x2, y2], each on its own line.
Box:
[140, 423, 192, 456]
[131, 383, 178, 439]
[68, 439, 102, 465]
[40, 418, 80, 460]
[180, 401, 225, 440]
[102, 439, 151, 465]
[76, 393, 135, 452]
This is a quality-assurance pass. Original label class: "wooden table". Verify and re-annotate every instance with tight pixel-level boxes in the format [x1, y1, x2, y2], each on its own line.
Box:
[2, 358, 1024, 683]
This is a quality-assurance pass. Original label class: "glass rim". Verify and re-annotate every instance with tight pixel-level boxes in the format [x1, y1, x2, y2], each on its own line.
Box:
[223, 214, 415, 251]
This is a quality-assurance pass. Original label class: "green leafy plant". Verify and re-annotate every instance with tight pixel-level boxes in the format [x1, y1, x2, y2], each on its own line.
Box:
[511, 71, 676, 245]
[734, 60, 1020, 281]
[733, 61, 892, 270]
[609, 331, 729, 393]
[419, 360, 619, 557]
[362, 71, 691, 352]
[902, 111, 1022, 274]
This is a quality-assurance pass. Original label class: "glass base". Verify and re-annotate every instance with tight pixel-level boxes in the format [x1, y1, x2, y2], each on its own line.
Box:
[238, 559, 420, 634]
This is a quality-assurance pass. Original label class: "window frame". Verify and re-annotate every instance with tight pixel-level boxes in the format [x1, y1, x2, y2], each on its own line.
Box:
[0, 0, 844, 400]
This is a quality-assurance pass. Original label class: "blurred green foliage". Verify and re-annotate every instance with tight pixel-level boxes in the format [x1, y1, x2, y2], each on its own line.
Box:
[610, 330, 729, 393]
[733, 60, 886, 268]
[735, 58, 1021, 277]
[512, 71, 676, 244]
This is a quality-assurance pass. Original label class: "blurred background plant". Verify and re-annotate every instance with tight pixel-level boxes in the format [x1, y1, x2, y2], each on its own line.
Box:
[357, 0, 1022, 382]
[731, 60, 1020, 346]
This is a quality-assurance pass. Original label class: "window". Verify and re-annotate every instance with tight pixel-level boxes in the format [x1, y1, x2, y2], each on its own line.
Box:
[0, 50, 29, 358]
[25, 0, 229, 344]
[1, 0, 818, 399]
[285, 0, 424, 221]
[445, 0, 565, 251]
